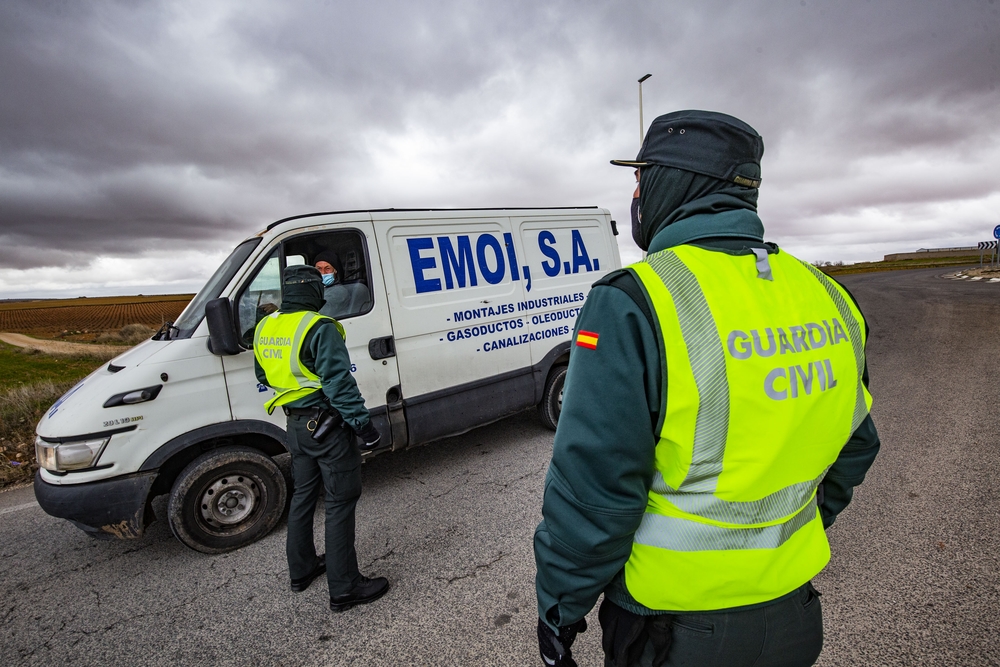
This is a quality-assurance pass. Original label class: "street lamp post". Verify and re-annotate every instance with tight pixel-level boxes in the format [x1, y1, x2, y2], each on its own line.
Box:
[638, 73, 652, 146]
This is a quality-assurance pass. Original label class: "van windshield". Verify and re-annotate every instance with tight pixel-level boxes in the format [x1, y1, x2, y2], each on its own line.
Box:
[168, 238, 263, 339]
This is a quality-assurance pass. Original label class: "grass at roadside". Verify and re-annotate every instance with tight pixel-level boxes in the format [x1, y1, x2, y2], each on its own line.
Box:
[0, 381, 78, 488]
[818, 255, 981, 276]
[0, 342, 109, 488]
[0, 341, 107, 392]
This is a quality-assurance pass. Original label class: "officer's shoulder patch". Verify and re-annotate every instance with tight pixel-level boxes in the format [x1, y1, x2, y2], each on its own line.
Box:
[576, 330, 599, 350]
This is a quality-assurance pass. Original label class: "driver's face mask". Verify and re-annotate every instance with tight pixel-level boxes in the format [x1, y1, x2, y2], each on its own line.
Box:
[321, 273, 336, 287]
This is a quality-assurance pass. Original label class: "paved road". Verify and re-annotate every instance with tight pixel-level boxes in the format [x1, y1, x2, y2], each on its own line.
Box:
[1, 267, 998, 666]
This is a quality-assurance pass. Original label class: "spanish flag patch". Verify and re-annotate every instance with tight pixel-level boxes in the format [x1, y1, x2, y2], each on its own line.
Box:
[575, 330, 599, 350]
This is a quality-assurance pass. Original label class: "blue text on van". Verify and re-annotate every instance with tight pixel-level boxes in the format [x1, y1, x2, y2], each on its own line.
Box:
[407, 230, 599, 294]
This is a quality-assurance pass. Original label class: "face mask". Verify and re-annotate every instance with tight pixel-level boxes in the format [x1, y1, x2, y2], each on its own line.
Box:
[321, 273, 336, 287]
[631, 197, 646, 251]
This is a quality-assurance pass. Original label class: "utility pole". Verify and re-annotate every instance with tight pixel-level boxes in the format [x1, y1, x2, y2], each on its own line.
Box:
[638, 74, 652, 146]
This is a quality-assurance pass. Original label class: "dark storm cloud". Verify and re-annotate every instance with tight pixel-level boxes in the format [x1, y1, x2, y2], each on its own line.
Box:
[1, 0, 998, 281]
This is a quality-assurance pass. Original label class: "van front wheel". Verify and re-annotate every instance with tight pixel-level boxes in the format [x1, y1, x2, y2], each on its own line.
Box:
[167, 446, 287, 554]
[538, 364, 567, 431]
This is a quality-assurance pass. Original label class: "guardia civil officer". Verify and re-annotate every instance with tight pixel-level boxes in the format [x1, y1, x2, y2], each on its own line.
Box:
[534, 110, 880, 666]
[254, 265, 388, 612]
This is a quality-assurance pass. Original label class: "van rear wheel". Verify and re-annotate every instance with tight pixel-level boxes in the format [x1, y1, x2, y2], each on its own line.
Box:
[538, 364, 567, 431]
[167, 446, 287, 554]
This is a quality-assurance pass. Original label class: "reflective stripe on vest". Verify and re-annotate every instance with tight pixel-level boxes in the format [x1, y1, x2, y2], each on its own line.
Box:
[624, 245, 871, 611]
[800, 261, 869, 435]
[635, 496, 819, 552]
[253, 311, 343, 414]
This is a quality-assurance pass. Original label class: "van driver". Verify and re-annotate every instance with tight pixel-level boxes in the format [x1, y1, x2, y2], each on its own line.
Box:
[314, 251, 372, 320]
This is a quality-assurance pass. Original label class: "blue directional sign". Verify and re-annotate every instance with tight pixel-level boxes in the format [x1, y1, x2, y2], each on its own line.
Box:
[994, 225, 1000, 240]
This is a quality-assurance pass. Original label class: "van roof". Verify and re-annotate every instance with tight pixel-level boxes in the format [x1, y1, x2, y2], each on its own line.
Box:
[265, 207, 600, 231]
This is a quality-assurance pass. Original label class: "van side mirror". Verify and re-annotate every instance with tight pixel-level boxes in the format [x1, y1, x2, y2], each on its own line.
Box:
[206, 297, 243, 355]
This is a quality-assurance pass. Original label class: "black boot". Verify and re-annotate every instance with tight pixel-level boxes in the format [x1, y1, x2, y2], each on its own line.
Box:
[329, 576, 389, 612]
[290, 555, 326, 593]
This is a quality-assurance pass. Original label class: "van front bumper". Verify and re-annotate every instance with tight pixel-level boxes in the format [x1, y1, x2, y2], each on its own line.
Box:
[34, 470, 157, 539]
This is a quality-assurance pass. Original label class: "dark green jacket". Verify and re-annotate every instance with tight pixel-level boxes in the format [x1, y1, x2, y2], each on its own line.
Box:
[253, 277, 371, 432]
[533, 208, 881, 629]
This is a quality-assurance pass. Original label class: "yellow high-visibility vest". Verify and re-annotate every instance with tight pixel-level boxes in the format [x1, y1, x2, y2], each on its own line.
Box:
[253, 310, 344, 414]
[625, 245, 871, 611]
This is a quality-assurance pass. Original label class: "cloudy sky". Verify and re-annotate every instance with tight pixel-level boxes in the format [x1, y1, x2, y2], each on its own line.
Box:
[2, 0, 998, 298]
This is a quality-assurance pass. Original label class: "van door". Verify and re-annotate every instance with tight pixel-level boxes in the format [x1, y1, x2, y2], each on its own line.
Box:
[510, 213, 617, 367]
[375, 213, 533, 444]
[223, 222, 401, 447]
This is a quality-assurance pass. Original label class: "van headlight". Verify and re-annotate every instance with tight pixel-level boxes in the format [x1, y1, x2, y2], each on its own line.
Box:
[35, 436, 109, 472]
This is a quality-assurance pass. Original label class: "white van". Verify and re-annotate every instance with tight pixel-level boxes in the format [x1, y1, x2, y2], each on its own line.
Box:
[34, 208, 621, 552]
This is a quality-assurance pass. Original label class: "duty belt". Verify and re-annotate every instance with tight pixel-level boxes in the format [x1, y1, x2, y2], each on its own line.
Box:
[282, 406, 324, 417]
[282, 403, 346, 435]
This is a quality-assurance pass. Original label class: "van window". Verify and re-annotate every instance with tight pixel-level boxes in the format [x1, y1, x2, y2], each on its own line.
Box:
[283, 229, 374, 321]
[236, 230, 373, 347]
[236, 247, 282, 346]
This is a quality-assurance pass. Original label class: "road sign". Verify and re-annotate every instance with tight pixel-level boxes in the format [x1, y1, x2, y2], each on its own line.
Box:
[984, 239, 1000, 267]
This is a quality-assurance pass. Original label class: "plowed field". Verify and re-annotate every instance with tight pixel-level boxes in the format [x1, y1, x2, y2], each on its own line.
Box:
[0, 294, 193, 340]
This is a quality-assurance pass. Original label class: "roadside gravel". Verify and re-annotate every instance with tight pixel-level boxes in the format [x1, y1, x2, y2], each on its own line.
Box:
[0, 332, 121, 358]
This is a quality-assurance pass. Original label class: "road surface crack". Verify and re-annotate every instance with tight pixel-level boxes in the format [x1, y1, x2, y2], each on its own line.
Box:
[490, 463, 546, 491]
[18, 618, 67, 660]
[436, 552, 505, 584]
[366, 540, 396, 568]
[94, 569, 269, 636]
[429, 482, 464, 499]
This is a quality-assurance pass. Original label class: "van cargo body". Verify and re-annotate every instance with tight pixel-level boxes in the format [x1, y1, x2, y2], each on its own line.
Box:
[34, 208, 621, 552]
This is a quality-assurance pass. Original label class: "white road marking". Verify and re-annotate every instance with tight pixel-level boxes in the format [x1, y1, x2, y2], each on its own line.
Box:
[991, 279, 1000, 283]
[0, 501, 39, 516]
[971, 277, 983, 281]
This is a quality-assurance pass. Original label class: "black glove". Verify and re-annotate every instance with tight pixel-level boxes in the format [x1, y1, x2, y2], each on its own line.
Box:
[538, 617, 587, 667]
[356, 421, 381, 450]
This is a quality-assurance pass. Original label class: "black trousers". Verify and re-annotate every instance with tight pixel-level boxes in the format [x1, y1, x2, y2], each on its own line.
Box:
[600, 583, 824, 667]
[285, 414, 363, 597]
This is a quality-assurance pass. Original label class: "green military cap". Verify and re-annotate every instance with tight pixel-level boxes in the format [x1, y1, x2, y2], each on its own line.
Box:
[612, 110, 764, 188]
[283, 264, 323, 285]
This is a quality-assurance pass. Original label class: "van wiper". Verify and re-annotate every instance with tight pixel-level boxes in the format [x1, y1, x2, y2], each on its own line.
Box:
[153, 321, 180, 341]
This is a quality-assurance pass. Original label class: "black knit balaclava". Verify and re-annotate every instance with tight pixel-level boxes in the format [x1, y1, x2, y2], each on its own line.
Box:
[634, 164, 760, 251]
